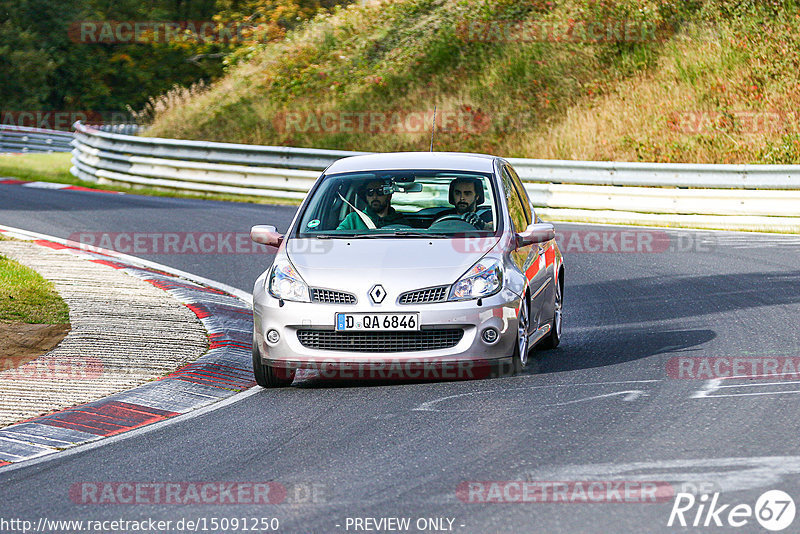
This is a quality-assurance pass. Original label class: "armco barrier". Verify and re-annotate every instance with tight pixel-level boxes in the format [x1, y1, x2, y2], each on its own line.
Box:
[70, 121, 800, 232]
[506, 158, 800, 189]
[1, 125, 74, 153]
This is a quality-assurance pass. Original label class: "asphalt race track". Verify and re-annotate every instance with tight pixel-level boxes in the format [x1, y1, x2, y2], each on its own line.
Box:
[2, 185, 800, 533]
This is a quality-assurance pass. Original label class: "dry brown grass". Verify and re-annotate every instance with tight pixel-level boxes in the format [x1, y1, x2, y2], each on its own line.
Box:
[143, 0, 800, 163]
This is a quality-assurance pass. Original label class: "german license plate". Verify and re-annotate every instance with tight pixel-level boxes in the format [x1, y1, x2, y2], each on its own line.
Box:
[336, 313, 419, 331]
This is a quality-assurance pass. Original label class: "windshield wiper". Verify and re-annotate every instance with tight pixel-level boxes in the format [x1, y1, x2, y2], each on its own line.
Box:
[312, 233, 386, 239]
[390, 231, 450, 238]
[315, 232, 450, 239]
[348, 232, 452, 238]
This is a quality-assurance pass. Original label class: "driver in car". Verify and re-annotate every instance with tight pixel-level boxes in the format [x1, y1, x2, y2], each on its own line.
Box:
[441, 177, 493, 230]
[337, 179, 411, 230]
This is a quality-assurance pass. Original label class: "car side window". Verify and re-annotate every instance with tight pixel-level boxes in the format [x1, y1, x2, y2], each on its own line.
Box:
[505, 165, 532, 225]
[501, 167, 528, 232]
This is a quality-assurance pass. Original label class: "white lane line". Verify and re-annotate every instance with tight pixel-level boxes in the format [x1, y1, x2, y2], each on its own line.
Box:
[690, 379, 722, 398]
[692, 377, 800, 399]
[545, 390, 648, 406]
[412, 379, 660, 412]
[716, 380, 800, 388]
[698, 390, 800, 399]
[20, 182, 70, 189]
[0, 386, 264, 474]
[718, 372, 800, 380]
[557, 221, 800, 238]
[520, 456, 800, 494]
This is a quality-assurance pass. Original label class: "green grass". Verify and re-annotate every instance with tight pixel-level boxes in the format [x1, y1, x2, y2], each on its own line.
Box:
[0, 153, 300, 206]
[0, 253, 70, 324]
[0, 153, 74, 183]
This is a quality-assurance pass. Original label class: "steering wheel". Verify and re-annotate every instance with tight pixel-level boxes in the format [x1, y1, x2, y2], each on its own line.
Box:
[431, 214, 466, 225]
[432, 208, 491, 225]
[429, 214, 477, 231]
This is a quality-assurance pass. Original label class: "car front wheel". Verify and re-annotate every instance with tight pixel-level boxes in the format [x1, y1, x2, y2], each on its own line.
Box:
[511, 296, 530, 374]
[252, 339, 295, 387]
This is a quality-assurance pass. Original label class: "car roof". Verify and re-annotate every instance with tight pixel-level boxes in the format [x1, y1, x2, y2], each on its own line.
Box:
[324, 152, 499, 175]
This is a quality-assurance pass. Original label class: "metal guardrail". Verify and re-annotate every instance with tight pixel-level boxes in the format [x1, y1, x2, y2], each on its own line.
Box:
[1, 125, 74, 153]
[507, 158, 800, 189]
[73, 121, 364, 170]
[94, 124, 143, 136]
[70, 121, 800, 231]
[71, 121, 363, 200]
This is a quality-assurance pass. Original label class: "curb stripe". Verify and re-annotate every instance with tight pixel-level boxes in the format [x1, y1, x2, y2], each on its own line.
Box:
[32, 239, 70, 250]
[185, 303, 211, 319]
[38, 402, 179, 437]
[90, 258, 126, 269]
[1, 179, 120, 194]
[0, 228, 256, 467]
[148, 278, 227, 295]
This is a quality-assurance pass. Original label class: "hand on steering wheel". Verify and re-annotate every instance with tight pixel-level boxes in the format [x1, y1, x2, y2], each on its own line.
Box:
[460, 211, 486, 229]
[431, 212, 486, 230]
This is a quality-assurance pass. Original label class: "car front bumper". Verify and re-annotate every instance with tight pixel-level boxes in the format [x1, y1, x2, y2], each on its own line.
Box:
[252, 275, 523, 375]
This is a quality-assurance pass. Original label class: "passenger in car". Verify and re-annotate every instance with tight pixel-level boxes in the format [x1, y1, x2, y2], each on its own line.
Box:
[336, 179, 412, 230]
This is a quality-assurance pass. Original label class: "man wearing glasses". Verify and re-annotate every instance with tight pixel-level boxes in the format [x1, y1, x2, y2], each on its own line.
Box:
[336, 179, 411, 230]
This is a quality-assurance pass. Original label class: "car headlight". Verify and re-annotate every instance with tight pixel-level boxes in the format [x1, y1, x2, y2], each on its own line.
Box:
[449, 257, 503, 301]
[267, 258, 310, 302]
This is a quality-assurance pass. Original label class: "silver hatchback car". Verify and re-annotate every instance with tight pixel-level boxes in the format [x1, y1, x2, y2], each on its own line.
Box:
[250, 152, 563, 386]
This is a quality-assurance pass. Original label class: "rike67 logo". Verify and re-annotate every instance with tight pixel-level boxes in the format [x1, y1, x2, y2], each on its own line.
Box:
[668, 490, 796, 531]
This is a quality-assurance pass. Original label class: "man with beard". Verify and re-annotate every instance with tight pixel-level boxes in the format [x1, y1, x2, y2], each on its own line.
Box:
[337, 179, 411, 230]
[443, 176, 493, 230]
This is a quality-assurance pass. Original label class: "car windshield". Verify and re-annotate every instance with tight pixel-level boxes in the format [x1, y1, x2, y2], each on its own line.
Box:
[296, 170, 499, 238]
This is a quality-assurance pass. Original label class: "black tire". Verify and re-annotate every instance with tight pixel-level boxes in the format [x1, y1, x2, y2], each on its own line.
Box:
[537, 273, 562, 350]
[510, 296, 530, 375]
[252, 340, 295, 387]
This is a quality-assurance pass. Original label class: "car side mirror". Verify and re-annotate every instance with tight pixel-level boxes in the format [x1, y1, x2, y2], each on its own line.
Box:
[516, 222, 555, 248]
[250, 225, 284, 247]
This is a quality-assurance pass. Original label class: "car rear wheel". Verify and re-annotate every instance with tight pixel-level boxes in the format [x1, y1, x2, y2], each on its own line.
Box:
[537, 274, 562, 350]
[252, 339, 295, 387]
[511, 296, 530, 374]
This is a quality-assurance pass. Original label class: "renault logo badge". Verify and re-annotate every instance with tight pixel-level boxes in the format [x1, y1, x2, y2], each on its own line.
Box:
[369, 284, 386, 304]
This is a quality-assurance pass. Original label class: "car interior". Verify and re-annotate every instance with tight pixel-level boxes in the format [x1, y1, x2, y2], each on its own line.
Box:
[300, 172, 496, 233]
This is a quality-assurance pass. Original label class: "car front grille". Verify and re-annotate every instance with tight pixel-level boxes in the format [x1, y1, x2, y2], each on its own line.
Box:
[310, 288, 357, 305]
[296, 329, 464, 352]
[398, 285, 449, 304]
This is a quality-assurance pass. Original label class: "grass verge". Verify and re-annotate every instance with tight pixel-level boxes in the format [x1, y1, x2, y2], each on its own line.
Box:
[139, 0, 800, 164]
[0, 153, 300, 206]
[0, 252, 70, 324]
